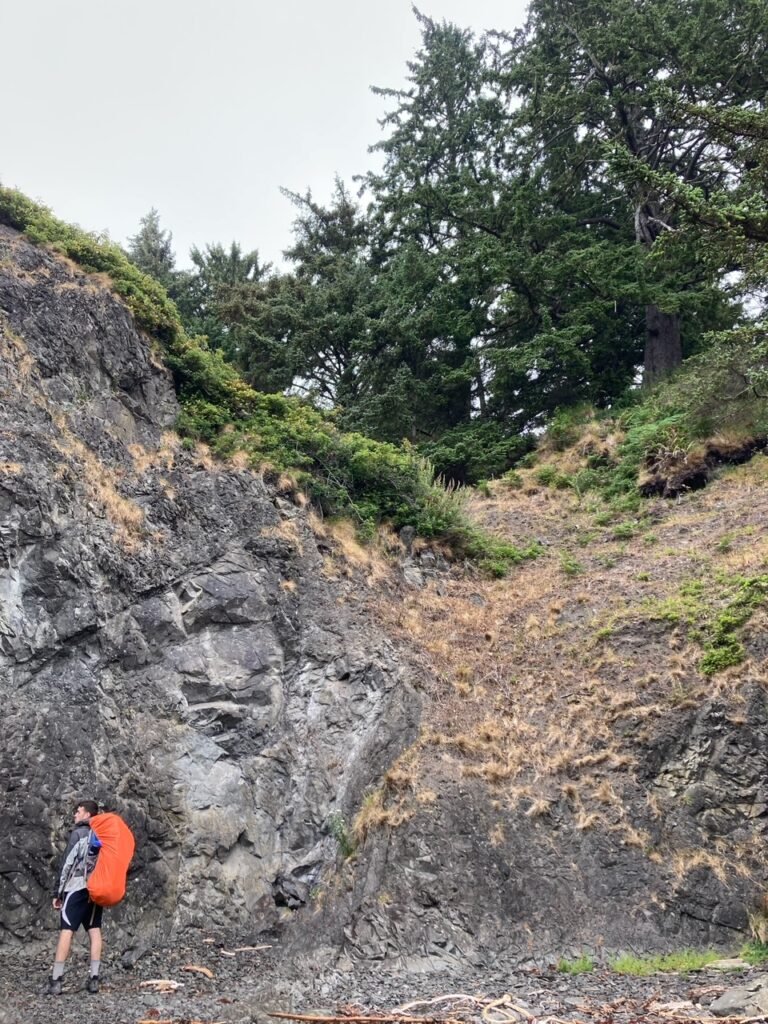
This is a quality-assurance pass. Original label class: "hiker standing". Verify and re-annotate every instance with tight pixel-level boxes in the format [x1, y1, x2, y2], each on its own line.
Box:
[48, 799, 103, 995]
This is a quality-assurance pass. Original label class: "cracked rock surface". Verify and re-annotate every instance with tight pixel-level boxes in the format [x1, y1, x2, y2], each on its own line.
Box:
[0, 225, 419, 948]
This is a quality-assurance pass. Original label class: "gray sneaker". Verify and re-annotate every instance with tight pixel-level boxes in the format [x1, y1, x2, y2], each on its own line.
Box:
[46, 976, 63, 996]
[86, 975, 100, 994]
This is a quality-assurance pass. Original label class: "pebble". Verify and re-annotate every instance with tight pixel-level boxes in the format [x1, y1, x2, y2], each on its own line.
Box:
[0, 938, 758, 1024]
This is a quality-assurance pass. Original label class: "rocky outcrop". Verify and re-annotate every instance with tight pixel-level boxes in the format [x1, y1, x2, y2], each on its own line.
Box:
[1, 224, 767, 967]
[0, 226, 419, 946]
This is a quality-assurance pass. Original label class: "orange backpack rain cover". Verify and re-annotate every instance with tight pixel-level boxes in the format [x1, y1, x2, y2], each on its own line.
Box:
[86, 812, 136, 907]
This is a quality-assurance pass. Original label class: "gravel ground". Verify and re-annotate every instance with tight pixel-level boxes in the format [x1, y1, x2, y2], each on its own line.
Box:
[0, 935, 756, 1024]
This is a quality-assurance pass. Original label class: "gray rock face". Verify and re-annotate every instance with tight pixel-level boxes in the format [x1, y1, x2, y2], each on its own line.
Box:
[0, 226, 419, 946]
[1, 225, 767, 966]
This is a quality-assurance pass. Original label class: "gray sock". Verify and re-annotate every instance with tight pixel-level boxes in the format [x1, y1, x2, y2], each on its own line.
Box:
[89, 960, 100, 977]
[52, 962, 65, 980]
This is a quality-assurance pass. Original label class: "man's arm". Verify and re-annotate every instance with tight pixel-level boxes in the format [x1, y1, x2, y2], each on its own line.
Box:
[52, 827, 84, 900]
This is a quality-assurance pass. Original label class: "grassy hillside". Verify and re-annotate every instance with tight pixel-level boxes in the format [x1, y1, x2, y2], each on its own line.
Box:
[356, 408, 768, 859]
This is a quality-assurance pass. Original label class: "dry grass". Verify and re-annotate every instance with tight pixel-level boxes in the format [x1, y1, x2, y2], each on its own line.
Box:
[310, 516, 391, 586]
[0, 319, 36, 380]
[360, 439, 768, 875]
[671, 849, 732, 884]
[0, 317, 150, 550]
[228, 449, 251, 471]
[53, 418, 146, 549]
[353, 787, 414, 843]
[128, 433, 179, 475]
[193, 443, 216, 471]
[259, 519, 304, 556]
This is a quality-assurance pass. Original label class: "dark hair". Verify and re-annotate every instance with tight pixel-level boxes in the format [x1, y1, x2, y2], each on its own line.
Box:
[76, 799, 99, 817]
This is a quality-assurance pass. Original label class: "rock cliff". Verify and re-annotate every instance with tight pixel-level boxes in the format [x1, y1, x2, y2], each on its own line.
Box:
[0, 225, 418, 947]
[1, 224, 767, 968]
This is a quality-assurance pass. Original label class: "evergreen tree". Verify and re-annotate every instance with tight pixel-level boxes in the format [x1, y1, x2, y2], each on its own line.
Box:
[173, 241, 268, 354]
[126, 208, 176, 289]
[498, 0, 767, 382]
[218, 180, 379, 405]
[366, 12, 644, 443]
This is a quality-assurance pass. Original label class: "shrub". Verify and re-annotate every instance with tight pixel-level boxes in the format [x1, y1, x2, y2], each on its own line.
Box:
[535, 465, 572, 489]
[742, 941, 768, 966]
[545, 404, 597, 451]
[0, 186, 181, 344]
[699, 574, 768, 675]
[327, 812, 356, 859]
[418, 420, 534, 486]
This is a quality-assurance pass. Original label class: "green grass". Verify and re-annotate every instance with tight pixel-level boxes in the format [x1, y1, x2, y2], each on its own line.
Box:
[699, 573, 768, 675]
[642, 580, 707, 628]
[557, 953, 595, 974]
[638, 572, 768, 676]
[741, 941, 768, 966]
[535, 465, 572, 489]
[611, 950, 720, 975]
[560, 551, 584, 577]
[327, 812, 356, 859]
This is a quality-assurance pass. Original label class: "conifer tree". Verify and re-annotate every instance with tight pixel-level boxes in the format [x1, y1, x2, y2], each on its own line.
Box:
[126, 208, 176, 290]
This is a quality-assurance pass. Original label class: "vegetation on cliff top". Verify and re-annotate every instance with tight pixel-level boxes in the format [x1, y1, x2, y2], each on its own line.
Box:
[0, 186, 535, 572]
[3, 0, 768, 563]
[123, 1, 767, 489]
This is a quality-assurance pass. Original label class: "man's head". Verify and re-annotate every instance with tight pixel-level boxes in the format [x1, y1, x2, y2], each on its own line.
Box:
[74, 800, 98, 823]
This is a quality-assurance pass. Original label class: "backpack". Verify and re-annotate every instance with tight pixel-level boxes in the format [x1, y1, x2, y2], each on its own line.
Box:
[86, 812, 135, 907]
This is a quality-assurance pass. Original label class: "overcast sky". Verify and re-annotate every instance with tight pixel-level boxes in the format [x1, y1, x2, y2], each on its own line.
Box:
[2, 0, 528, 268]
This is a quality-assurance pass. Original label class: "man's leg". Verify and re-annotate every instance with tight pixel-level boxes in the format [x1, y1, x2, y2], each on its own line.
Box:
[53, 927, 74, 964]
[48, 928, 73, 994]
[86, 904, 104, 993]
[88, 927, 102, 973]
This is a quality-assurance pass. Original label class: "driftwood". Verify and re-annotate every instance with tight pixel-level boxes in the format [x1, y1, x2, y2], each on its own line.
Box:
[266, 1000, 768, 1024]
[138, 978, 185, 992]
[394, 995, 534, 1024]
[182, 963, 215, 978]
[137, 1019, 225, 1024]
[219, 943, 272, 956]
[268, 1014, 465, 1024]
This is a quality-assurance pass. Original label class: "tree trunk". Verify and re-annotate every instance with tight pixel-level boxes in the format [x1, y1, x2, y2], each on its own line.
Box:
[643, 304, 682, 387]
[635, 200, 683, 386]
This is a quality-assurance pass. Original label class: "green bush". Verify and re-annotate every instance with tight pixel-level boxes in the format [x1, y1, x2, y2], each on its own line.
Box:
[560, 551, 583, 576]
[742, 941, 768, 966]
[545, 404, 596, 451]
[700, 574, 768, 675]
[642, 573, 767, 676]
[535, 465, 572, 489]
[500, 469, 523, 489]
[0, 188, 495, 552]
[327, 812, 356, 859]
[0, 186, 181, 343]
[419, 420, 534, 485]
[655, 324, 768, 438]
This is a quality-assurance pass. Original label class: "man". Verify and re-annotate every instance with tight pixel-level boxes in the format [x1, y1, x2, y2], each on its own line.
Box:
[48, 800, 103, 995]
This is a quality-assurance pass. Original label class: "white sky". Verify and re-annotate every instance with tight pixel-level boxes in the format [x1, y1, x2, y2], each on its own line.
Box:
[2, 0, 527, 269]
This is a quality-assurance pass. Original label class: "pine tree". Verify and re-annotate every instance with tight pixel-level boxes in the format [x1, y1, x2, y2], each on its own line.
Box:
[126, 208, 175, 289]
[499, 0, 768, 382]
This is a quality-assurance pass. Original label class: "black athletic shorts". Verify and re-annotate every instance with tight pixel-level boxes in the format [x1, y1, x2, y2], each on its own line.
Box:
[60, 888, 103, 932]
